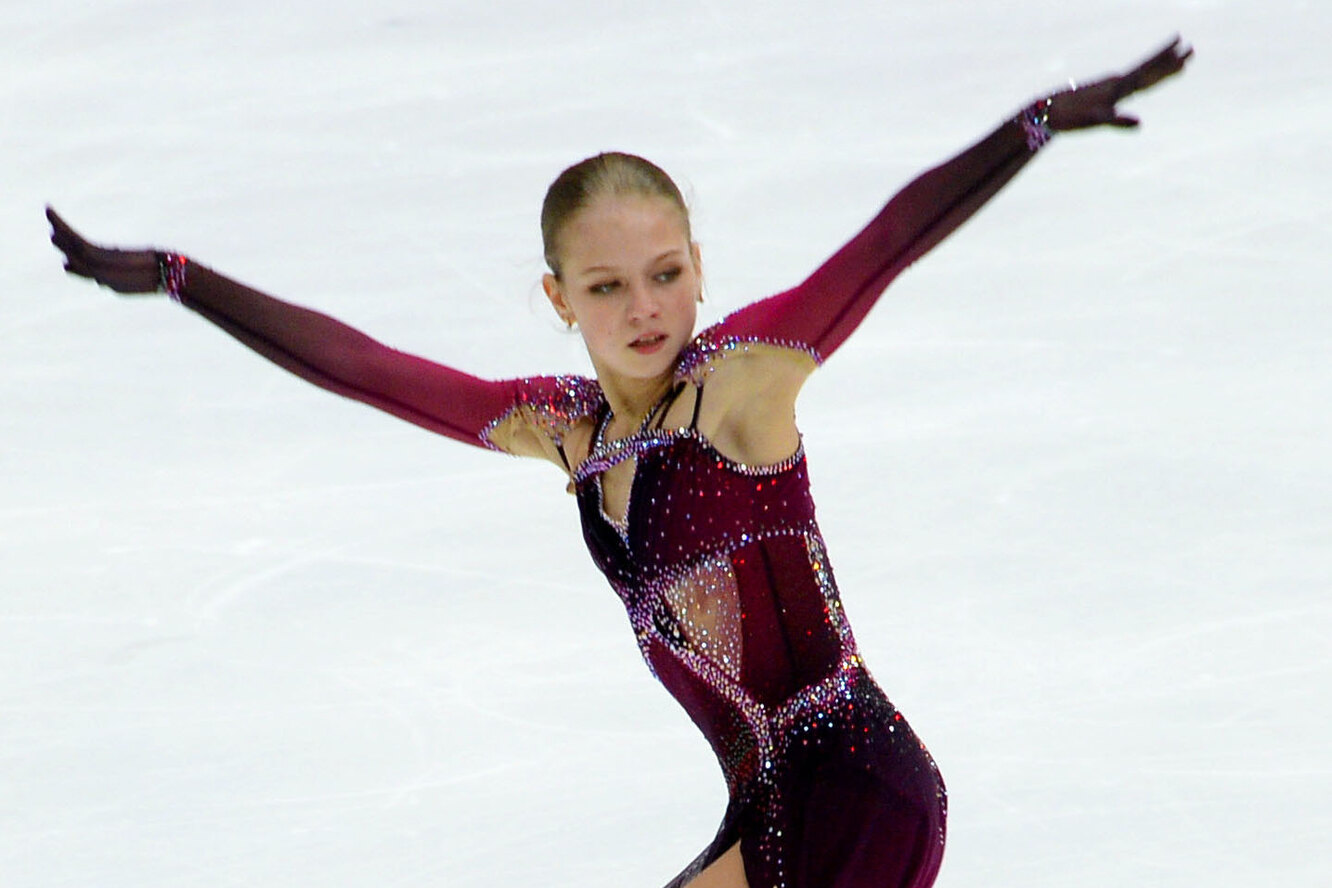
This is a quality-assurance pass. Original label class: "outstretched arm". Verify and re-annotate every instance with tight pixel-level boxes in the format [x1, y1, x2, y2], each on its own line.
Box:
[712, 37, 1194, 364]
[678, 39, 1192, 468]
[46, 208, 574, 454]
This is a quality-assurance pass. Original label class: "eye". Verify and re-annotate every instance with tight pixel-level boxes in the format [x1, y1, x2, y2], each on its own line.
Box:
[589, 279, 620, 295]
[654, 267, 682, 284]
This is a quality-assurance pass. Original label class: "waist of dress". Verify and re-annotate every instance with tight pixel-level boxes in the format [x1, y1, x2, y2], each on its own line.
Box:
[692, 649, 879, 772]
[765, 652, 880, 742]
[706, 652, 892, 793]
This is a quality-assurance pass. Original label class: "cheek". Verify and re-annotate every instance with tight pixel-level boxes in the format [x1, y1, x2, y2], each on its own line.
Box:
[674, 283, 701, 322]
[576, 309, 619, 349]
[681, 303, 699, 334]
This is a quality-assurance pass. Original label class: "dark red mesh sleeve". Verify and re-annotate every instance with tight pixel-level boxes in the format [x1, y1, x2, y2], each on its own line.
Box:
[713, 117, 1040, 362]
[173, 262, 521, 449]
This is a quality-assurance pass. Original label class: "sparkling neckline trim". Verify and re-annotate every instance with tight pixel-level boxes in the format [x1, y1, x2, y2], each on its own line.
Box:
[478, 325, 818, 452]
[578, 427, 805, 484]
[587, 385, 679, 533]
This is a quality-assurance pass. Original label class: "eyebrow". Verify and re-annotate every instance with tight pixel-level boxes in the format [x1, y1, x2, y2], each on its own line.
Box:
[579, 249, 684, 276]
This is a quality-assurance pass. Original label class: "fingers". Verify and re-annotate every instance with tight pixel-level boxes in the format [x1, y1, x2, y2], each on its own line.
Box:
[1127, 35, 1194, 94]
[1152, 34, 1185, 60]
[46, 206, 164, 293]
[46, 206, 87, 258]
[1142, 35, 1187, 69]
[58, 249, 111, 287]
[46, 206, 81, 246]
[48, 209, 120, 266]
[57, 240, 102, 281]
[61, 258, 90, 279]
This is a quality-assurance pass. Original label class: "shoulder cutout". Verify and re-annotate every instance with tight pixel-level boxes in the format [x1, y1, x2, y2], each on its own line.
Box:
[480, 374, 603, 453]
[674, 317, 822, 387]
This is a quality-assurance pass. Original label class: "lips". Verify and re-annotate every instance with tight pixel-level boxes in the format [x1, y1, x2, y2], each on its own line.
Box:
[630, 333, 667, 354]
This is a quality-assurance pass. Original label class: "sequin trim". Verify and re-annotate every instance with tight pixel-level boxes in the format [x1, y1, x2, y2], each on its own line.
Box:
[158, 252, 188, 303]
[804, 532, 857, 650]
[674, 325, 823, 385]
[577, 426, 805, 483]
[623, 526, 866, 770]
[661, 555, 744, 680]
[479, 374, 602, 450]
[1017, 97, 1054, 152]
[597, 480, 630, 541]
[656, 523, 811, 583]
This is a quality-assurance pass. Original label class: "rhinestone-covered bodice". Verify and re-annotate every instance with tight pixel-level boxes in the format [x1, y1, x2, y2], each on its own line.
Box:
[574, 419, 861, 793]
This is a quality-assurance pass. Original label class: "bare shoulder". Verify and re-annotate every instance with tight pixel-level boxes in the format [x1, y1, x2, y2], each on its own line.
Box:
[492, 413, 596, 477]
[482, 374, 603, 478]
[687, 344, 815, 466]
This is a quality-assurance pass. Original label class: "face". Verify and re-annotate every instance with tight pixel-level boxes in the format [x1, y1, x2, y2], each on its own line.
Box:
[543, 194, 702, 389]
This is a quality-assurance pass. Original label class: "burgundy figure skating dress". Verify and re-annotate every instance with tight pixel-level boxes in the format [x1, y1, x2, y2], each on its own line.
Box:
[563, 343, 948, 888]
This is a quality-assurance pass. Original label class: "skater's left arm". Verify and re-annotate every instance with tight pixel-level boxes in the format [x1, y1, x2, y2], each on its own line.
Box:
[709, 37, 1193, 369]
[688, 38, 1191, 465]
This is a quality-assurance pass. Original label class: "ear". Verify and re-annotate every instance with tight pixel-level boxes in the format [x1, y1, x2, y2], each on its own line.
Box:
[691, 242, 705, 302]
[542, 273, 576, 327]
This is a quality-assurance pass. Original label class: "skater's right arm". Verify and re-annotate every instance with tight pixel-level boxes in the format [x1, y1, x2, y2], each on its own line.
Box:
[46, 208, 594, 463]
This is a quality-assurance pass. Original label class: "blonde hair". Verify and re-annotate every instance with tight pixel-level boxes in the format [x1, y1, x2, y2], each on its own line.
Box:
[541, 152, 690, 278]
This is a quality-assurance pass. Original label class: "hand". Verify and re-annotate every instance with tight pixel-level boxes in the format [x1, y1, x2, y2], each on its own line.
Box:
[47, 207, 163, 294]
[1047, 36, 1194, 132]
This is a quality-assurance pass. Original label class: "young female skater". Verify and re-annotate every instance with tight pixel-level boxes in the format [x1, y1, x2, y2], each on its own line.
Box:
[49, 38, 1190, 888]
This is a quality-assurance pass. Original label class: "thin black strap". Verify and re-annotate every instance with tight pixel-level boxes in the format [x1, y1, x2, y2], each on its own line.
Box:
[649, 381, 686, 430]
[688, 383, 704, 430]
[555, 441, 572, 472]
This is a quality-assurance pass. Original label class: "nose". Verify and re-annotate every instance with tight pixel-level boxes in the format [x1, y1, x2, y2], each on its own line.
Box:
[626, 278, 660, 320]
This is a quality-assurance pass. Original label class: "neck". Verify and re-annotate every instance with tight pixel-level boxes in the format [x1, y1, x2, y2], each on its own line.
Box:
[595, 366, 677, 432]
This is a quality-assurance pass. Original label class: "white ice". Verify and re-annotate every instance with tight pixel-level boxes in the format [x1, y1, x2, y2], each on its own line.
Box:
[3, 1, 1329, 886]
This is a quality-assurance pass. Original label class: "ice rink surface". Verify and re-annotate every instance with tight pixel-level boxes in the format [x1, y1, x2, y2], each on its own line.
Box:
[3, 1, 1329, 885]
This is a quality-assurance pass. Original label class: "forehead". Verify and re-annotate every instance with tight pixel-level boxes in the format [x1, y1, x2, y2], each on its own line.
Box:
[561, 194, 690, 266]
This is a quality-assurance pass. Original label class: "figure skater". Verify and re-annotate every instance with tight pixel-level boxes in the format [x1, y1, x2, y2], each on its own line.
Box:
[48, 38, 1191, 888]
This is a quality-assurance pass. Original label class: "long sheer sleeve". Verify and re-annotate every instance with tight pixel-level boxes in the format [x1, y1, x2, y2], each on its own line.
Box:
[171, 262, 600, 453]
[707, 115, 1042, 365]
